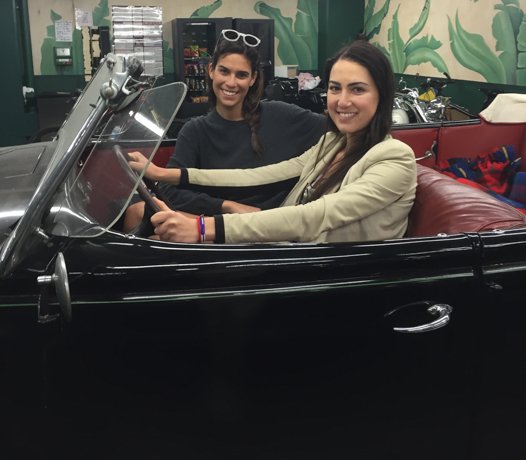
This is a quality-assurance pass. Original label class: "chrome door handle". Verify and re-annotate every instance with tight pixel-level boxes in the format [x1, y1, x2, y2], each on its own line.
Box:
[415, 150, 434, 161]
[386, 303, 453, 333]
[415, 140, 437, 161]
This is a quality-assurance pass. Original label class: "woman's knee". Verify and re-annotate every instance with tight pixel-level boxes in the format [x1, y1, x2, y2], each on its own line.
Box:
[123, 202, 145, 232]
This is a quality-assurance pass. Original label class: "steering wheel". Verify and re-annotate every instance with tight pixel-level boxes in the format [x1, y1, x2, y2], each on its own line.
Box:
[112, 144, 171, 236]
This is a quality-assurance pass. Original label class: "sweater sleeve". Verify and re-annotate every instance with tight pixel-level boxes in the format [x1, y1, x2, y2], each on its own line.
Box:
[160, 119, 225, 215]
[185, 142, 317, 187]
[220, 141, 416, 243]
[281, 102, 326, 149]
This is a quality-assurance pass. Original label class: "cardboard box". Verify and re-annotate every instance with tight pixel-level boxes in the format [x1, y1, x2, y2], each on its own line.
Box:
[275, 65, 298, 78]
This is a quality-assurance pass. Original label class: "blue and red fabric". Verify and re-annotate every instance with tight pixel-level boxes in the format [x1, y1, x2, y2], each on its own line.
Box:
[435, 145, 526, 213]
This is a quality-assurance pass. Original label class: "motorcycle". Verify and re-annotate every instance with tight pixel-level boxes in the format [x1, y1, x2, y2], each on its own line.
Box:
[393, 73, 475, 124]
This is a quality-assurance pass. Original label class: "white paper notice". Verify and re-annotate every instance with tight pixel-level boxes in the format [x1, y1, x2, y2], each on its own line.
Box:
[111, 5, 164, 76]
[75, 9, 94, 29]
[55, 20, 73, 42]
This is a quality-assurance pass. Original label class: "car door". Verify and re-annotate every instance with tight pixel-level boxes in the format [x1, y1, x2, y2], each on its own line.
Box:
[469, 228, 526, 460]
[14, 231, 489, 459]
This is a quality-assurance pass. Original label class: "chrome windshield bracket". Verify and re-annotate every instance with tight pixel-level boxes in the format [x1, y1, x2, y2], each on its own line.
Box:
[37, 252, 72, 323]
[34, 227, 51, 245]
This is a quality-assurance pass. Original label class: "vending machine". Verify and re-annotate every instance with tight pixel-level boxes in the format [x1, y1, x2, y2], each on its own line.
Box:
[171, 17, 232, 116]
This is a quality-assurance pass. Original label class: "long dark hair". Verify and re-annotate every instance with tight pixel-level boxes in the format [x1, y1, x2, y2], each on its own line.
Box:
[308, 40, 395, 201]
[206, 34, 265, 155]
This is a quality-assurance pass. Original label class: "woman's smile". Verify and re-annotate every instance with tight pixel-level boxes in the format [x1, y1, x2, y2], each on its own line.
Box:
[337, 111, 357, 118]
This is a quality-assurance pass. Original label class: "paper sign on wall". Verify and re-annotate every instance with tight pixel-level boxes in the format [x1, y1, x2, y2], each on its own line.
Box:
[75, 9, 94, 29]
[112, 6, 163, 77]
[55, 20, 73, 42]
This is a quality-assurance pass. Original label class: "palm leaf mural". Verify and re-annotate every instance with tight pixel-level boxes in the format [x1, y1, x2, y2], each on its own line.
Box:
[388, 5, 405, 73]
[364, 0, 375, 25]
[294, 0, 318, 59]
[406, 0, 429, 45]
[364, 0, 390, 40]
[372, 0, 448, 75]
[517, 13, 526, 84]
[493, 4, 518, 84]
[93, 0, 111, 27]
[448, 1, 526, 85]
[191, 0, 222, 18]
[254, 0, 318, 70]
[405, 36, 448, 73]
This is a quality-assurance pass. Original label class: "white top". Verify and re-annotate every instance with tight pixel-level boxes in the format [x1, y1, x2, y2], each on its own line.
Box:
[479, 93, 526, 123]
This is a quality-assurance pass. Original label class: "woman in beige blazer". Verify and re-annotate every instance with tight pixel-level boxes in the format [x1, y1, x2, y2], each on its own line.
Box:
[129, 40, 417, 244]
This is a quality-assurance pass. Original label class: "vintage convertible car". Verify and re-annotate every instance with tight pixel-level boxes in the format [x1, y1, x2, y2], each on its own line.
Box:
[1, 55, 525, 459]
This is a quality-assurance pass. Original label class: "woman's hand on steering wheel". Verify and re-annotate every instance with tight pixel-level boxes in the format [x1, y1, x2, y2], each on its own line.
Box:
[151, 198, 201, 243]
[128, 151, 182, 185]
[128, 151, 164, 182]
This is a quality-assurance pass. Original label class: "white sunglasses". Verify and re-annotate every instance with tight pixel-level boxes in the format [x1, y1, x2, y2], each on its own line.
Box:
[220, 29, 261, 47]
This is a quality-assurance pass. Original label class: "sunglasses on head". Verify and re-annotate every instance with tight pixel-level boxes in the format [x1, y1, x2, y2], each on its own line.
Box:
[220, 29, 261, 47]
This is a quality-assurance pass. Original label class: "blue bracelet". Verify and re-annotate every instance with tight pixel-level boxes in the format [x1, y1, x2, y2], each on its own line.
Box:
[199, 216, 206, 243]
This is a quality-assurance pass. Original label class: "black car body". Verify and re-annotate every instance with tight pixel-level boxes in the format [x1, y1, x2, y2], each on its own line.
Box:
[0, 55, 525, 459]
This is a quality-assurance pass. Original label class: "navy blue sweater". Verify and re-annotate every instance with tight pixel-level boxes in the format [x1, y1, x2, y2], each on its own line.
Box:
[159, 101, 325, 215]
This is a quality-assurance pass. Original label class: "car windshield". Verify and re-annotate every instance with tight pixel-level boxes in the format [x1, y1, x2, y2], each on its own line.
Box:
[47, 82, 186, 238]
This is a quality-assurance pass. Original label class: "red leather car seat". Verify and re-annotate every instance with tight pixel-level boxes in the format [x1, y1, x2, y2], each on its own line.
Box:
[406, 164, 526, 238]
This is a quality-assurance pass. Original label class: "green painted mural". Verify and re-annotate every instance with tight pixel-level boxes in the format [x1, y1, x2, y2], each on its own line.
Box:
[34, 0, 318, 77]
[169, 0, 319, 69]
[449, 1, 526, 85]
[190, 0, 223, 18]
[40, 10, 82, 76]
[366, 0, 526, 85]
[255, 0, 318, 69]
[363, 0, 391, 40]
[40, 0, 111, 76]
[368, 0, 448, 75]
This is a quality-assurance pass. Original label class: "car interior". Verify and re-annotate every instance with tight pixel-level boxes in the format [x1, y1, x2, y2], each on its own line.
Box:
[78, 116, 526, 242]
[393, 118, 526, 237]
[142, 117, 526, 241]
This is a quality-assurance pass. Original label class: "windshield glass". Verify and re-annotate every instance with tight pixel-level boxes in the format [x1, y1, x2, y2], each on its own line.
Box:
[48, 82, 186, 238]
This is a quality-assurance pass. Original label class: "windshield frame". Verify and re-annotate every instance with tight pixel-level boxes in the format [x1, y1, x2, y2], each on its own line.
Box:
[46, 82, 187, 239]
[0, 54, 143, 278]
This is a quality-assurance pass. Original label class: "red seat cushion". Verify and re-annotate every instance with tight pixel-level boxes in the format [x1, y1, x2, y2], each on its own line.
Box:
[406, 164, 526, 237]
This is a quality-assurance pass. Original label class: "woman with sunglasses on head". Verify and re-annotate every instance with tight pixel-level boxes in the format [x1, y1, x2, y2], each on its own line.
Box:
[129, 40, 417, 244]
[123, 29, 325, 231]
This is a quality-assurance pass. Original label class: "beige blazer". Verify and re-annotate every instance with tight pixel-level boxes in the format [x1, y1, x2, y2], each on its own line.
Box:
[187, 132, 417, 243]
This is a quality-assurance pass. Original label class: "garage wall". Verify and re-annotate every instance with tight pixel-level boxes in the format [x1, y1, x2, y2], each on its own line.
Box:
[0, 0, 39, 147]
[365, 0, 526, 113]
[318, 0, 365, 76]
[28, 0, 317, 75]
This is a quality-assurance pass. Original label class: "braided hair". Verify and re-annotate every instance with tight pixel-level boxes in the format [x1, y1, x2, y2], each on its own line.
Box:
[206, 34, 265, 156]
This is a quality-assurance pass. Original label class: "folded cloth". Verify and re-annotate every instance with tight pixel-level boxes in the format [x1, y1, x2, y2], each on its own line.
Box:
[436, 145, 520, 196]
[456, 178, 526, 212]
[436, 145, 526, 214]
[508, 172, 526, 206]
